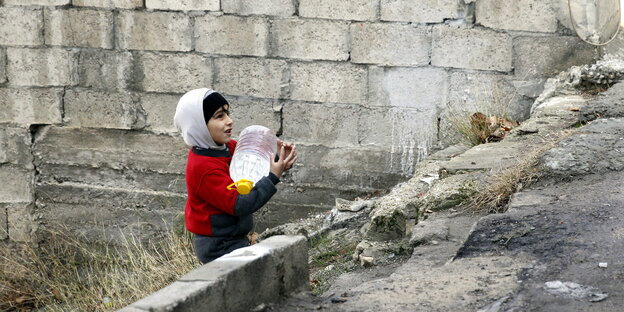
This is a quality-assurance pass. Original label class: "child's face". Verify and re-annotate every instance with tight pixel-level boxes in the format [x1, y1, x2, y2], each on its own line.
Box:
[207, 105, 233, 145]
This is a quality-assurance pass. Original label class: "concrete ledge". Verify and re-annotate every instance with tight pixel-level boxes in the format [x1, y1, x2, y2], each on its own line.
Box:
[119, 235, 308, 312]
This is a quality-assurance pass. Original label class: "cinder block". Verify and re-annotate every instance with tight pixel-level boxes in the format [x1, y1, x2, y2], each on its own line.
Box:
[300, 0, 377, 21]
[381, 0, 460, 23]
[6, 48, 77, 87]
[126, 280, 223, 312]
[0, 127, 31, 168]
[476, 0, 557, 33]
[63, 89, 144, 129]
[78, 50, 133, 90]
[216, 251, 280, 310]
[6, 203, 35, 243]
[195, 15, 269, 56]
[45, 8, 114, 49]
[0, 7, 43, 46]
[283, 168, 398, 195]
[0, 49, 6, 84]
[214, 57, 287, 98]
[514, 36, 597, 79]
[294, 144, 422, 178]
[0, 88, 63, 126]
[358, 107, 437, 174]
[5, 0, 70, 4]
[270, 19, 349, 61]
[137, 52, 212, 93]
[37, 162, 186, 193]
[0, 165, 33, 203]
[266, 182, 340, 206]
[35, 183, 185, 242]
[116, 11, 192, 52]
[72, 0, 143, 9]
[351, 23, 430, 66]
[228, 96, 282, 135]
[259, 235, 309, 293]
[256, 199, 333, 230]
[432, 25, 512, 72]
[282, 102, 360, 147]
[368, 66, 448, 109]
[222, 0, 295, 17]
[33, 127, 188, 174]
[447, 70, 531, 120]
[140, 93, 182, 133]
[289, 62, 367, 104]
[146, 0, 219, 11]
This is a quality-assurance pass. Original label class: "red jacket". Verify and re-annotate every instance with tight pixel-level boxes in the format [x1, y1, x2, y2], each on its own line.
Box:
[185, 140, 279, 237]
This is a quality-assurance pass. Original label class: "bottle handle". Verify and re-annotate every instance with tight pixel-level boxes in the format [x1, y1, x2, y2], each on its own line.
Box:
[227, 179, 254, 195]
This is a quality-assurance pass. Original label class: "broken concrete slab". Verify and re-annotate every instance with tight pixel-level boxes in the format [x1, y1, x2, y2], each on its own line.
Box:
[352, 239, 412, 267]
[541, 118, 624, 178]
[409, 218, 450, 246]
[120, 235, 308, 312]
[439, 141, 525, 174]
[580, 80, 624, 122]
[531, 95, 586, 118]
[417, 171, 484, 212]
[365, 205, 407, 242]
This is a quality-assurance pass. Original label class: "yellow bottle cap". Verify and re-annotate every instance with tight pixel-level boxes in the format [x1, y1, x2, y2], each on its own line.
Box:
[227, 179, 254, 195]
[236, 180, 253, 195]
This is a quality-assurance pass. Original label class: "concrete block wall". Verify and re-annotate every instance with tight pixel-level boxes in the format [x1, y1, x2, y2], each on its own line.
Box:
[0, 0, 599, 242]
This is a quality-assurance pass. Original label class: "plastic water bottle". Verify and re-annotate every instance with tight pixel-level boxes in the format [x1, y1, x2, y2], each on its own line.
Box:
[228, 125, 277, 195]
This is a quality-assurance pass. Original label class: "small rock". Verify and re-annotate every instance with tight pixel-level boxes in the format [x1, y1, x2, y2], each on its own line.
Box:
[420, 173, 439, 185]
[516, 127, 539, 135]
[599, 262, 608, 268]
[336, 198, 372, 212]
[589, 293, 609, 302]
[360, 256, 374, 267]
[330, 297, 347, 303]
[544, 280, 608, 301]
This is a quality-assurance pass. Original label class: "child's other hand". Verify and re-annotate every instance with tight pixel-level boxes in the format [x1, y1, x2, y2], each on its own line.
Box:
[277, 139, 295, 160]
[271, 141, 297, 178]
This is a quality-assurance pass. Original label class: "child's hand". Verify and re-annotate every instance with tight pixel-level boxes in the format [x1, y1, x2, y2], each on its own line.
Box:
[271, 141, 297, 178]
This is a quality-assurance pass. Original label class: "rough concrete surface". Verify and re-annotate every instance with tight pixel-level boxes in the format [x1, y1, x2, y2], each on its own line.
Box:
[264, 71, 624, 311]
[457, 171, 624, 311]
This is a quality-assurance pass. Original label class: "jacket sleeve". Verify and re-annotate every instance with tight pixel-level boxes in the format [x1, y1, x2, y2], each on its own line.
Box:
[233, 173, 280, 217]
[199, 169, 280, 217]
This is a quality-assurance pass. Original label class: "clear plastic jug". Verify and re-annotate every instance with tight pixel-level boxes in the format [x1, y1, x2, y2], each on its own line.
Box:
[227, 125, 277, 194]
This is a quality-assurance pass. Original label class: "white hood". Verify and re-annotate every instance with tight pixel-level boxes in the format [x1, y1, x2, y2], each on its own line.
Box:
[173, 88, 219, 149]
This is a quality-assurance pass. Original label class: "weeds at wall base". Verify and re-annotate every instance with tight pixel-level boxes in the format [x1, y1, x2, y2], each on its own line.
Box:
[0, 225, 197, 311]
[308, 230, 359, 296]
[458, 130, 574, 214]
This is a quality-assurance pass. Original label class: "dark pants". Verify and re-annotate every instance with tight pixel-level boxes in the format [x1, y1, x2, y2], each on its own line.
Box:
[193, 234, 250, 264]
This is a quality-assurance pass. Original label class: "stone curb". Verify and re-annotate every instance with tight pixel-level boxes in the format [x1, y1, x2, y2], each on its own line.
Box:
[118, 235, 308, 312]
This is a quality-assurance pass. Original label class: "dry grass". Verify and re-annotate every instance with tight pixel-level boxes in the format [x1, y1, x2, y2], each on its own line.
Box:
[0, 225, 197, 311]
[459, 131, 573, 214]
[444, 81, 520, 146]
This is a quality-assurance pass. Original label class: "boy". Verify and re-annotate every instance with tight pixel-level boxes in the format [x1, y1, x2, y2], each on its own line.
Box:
[173, 88, 297, 264]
